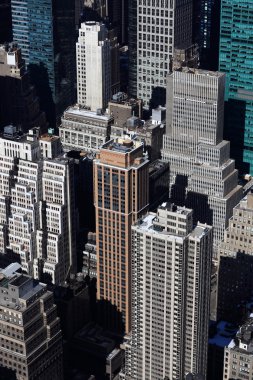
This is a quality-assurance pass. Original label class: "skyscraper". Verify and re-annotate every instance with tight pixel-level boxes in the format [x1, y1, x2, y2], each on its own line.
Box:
[219, 0, 253, 174]
[83, 0, 128, 44]
[0, 263, 63, 380]
[193, 0, 220, 70]
[133, 0, 193, 107]
[122, 203, 212, 380]
[0, 0, 12, 43]
[128, 0, 137, 97]
[11, 0, 77, 124]
[162, 68, 242, 255]
[76, 22, 112, 111]
[94, 138, 149, 333]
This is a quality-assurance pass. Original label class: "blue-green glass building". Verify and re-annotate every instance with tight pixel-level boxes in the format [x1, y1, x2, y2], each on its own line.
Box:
[11, 0, 76, 125]
[219, 0, 253, 174]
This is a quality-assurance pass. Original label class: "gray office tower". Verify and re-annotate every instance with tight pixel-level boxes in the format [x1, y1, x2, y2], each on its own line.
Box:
[162, 68, 242, 257]
[121, 203, 212, 380]
[132, 0, 192, 107]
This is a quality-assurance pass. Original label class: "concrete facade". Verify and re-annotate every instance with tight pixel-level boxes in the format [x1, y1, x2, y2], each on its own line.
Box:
[122, 203, 212, 380]
[0, 263, 63, 380]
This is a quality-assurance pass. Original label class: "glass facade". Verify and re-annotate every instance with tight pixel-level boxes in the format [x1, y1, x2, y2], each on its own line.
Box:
[11, 0, 76, 125]
[219, 0, 253, 174]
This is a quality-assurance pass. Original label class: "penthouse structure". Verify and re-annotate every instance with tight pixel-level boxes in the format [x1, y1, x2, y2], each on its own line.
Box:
[122, 203, 212, 380]
[0, 263, 63, 380]
[94, 138, 149, 333]
[111, 107, 165, 161]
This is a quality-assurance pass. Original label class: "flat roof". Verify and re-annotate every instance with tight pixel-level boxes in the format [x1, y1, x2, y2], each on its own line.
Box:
[102, 138, 143, 153]
[65, 106, 113, 122]
[40, 134, 60, 142]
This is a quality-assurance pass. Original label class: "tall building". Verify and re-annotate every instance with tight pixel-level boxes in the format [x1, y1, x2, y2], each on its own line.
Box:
[0, 262, 63, 380]
[34, 157, 77, 284]
[223, 317, 253, 380]
[162, 68, 242, 255]
[0, 126, 76, 284]
[217, 192, 253, 323]
[11, 0, 77, 125]
[128, 0, 137, 97]
[77, 22, 119, 111]
[0, 43, 47, 132]
[94, 138, 149, 333]
[133, 0, 193, 107]
[193, 0, 220, 70]
[219, 0, 253, 174]
[83, 0, 128, 44]
[122, 203, 212, 380]
[0, 0, 12, 43]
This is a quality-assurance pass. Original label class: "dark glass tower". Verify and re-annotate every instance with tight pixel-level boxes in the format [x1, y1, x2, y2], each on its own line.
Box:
[193, 0, 220, 70]
[11, 0, 76, 126]
[128, 0, 137, 97]
[219, 0, 253, 174]
[0, 0, 12, 43]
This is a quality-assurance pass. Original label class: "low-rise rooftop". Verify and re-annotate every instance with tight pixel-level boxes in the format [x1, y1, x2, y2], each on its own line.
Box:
[64, 106, 113, 122]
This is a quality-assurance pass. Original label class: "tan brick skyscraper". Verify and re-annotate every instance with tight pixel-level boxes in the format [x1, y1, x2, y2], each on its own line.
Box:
[94, 138, 149, 333]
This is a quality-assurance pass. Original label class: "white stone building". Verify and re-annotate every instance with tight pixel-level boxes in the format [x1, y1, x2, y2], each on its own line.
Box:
[76, 22, 111, 111]
[0, 126, 76, 284]
[122, 203, 212, 380]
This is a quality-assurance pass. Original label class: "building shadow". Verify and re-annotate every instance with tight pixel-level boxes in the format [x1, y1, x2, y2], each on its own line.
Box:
[224, 99, 249, 175]
[170, 174, 188, 206]
[217, 252, 253, 324]
[170, 175, 213, 226]
[28, 63, 55, 127]
[0, 366, 16, 380]
[149, 86, 166, 111]
[186, 191, 213, 226]
[96, 299, 125, 336]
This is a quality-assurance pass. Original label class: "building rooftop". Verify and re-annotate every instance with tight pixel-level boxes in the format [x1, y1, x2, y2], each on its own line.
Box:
[159, 202, 192, 216]
[209, 321, 238, 348]
[109, 92, 141, 106]
[101, 138, 143, 153]
[177, 67, 224, 77]
[40, 134, 60, 142]
[190, 224, 211, 239]
[64, 106, 113, 122]
[149, 159, 169, 176]
[0, 263, 47, 309]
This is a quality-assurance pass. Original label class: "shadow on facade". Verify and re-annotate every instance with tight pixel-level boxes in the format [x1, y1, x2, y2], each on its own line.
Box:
[0, 366, 16, 380]
[224, 99, 249, 175]
[170, 175, 213, 226]
[170, 174, 188, 206]
[96, 299, 125, 336]
[149, 86, 166, 111]
[217, 252, 253, 324]
[186, 191, 213, 226]
[28, 63, 55, 127]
